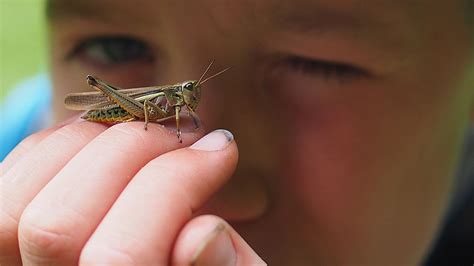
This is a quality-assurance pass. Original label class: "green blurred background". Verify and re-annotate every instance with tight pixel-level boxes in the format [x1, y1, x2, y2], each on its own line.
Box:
[1, 0, 47, 101]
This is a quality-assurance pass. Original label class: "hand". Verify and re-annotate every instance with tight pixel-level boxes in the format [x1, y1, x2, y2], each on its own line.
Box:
[0, 117, 265, 265]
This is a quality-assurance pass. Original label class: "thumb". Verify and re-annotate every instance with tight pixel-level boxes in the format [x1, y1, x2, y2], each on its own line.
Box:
[172, 215, 266, 266]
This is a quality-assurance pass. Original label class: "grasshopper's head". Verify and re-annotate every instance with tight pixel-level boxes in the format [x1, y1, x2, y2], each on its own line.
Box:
[183, 61, 230, 112]
[182, 80, 201, 112]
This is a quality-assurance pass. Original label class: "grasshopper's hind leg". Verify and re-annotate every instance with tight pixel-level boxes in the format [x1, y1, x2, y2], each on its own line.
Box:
[87, 76, 146, 118]
[143, 99, 167, 130]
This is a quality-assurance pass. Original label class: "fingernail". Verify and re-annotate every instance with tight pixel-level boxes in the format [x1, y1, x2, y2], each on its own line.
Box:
[191, 223, 236, 266]
[190, 129, 233, 151]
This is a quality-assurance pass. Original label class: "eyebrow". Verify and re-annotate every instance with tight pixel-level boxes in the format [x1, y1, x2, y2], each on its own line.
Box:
[47, 0, 87, 20]
[272, 7, 371, 35]
[47, 0, 125, 23]
[266, 2, 413, 55]
[266, 1, 399, 41]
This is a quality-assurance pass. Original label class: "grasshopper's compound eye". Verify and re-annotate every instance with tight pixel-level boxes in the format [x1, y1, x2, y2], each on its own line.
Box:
[184, 82, 193, 90]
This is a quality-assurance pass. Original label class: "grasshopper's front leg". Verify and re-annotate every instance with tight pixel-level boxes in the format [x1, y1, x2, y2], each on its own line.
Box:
[175, 105, 182, 143]
[187, 109, 201, 129]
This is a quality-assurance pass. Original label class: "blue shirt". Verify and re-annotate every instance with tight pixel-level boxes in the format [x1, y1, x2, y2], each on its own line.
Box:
[0, 73, 51, 160]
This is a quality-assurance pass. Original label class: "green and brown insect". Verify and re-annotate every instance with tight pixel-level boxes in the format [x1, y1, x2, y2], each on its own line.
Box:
[64, 62, 229, 142]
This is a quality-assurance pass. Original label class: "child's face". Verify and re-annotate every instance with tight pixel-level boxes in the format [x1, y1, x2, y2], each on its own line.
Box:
[48, 0, 474, 264]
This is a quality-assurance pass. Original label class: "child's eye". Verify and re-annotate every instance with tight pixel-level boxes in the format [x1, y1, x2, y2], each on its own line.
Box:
[262, 55, 372, 114]
[282, 56, 370, 82]
[67, 36, 154, 66]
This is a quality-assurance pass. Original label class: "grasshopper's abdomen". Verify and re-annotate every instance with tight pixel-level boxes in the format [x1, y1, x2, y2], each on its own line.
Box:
[82, 107, 135, 122]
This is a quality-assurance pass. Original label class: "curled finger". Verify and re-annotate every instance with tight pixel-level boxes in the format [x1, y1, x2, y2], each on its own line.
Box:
[172, 215, 266, 266]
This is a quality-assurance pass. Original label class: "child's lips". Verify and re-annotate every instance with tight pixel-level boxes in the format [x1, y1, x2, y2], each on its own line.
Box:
[194, 168, 270, 222]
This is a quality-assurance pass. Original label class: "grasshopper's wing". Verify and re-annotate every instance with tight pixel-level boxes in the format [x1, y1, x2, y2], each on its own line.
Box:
[64, 85, 169, 110]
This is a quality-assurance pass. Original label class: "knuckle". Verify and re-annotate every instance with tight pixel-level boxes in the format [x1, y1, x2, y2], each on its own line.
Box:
[110, 121, 168, 142]
[109, 122, 147, 141]
[15, 134, 42, 152]
[103, 122, 157, 153]
[0, 208, 20, 256]
[80, 245, 138, 265]
[54, 123, 83, 140]
[54, 122, 100, 143]
[2, 133, 45, 166]
[18, 208, 74, 258]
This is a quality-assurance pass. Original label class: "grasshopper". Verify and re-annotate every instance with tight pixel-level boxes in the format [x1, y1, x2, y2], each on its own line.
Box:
[64, 61, 229, 143]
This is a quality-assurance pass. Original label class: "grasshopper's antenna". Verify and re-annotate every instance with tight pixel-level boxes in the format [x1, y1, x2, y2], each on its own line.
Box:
[199, 67, 231, 85]
[197, 60, 214, 86]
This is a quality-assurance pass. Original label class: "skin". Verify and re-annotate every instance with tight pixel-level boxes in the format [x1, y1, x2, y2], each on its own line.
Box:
[1, 0, 473, 265]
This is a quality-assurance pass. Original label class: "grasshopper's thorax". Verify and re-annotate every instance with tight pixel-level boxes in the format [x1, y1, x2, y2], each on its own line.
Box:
[181, 80, 201, 112]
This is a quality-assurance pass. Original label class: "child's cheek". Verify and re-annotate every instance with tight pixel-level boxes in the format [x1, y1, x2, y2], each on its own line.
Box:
[277, 82, 467, 263]
[280, 101, 376, 257]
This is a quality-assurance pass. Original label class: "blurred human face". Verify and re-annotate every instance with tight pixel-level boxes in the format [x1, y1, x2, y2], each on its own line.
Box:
[48, 0, 474, 264]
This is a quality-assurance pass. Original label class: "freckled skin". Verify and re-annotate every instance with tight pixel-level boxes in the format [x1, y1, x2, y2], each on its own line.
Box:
[49, 0, 474, 264]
